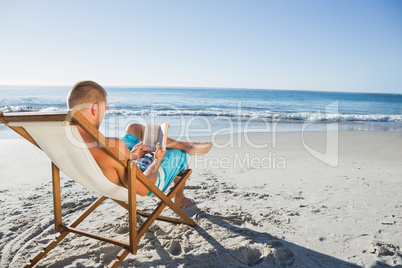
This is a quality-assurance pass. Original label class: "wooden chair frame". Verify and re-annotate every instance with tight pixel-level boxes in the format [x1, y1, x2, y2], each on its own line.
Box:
[0, 111, 196, 268]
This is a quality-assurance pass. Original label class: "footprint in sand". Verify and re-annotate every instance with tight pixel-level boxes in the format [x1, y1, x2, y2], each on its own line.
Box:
[267, 240, 295, 266]
[231, 246, 265, 266]
[169, 240, 182, 256]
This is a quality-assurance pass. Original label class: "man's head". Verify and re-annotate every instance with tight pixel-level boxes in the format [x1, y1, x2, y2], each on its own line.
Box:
[67, 81, 107, 129]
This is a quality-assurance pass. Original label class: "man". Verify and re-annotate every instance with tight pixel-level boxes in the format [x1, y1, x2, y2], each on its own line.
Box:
[67, 81, 213, 208]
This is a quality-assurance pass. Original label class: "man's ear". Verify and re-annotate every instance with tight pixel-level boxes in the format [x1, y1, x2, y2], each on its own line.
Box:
[91, 103, 99, 116]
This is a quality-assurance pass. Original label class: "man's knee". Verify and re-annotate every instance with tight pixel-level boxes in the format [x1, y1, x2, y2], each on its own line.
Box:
[126, 123, 144, 132]
[125, 123, 145, 139]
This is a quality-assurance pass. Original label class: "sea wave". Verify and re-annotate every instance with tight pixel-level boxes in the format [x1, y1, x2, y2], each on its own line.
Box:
[0, 106, 61, 113]
[1, 106, 401, 123]
[0, 106, 42, 113]
[103, 108, 402, 123]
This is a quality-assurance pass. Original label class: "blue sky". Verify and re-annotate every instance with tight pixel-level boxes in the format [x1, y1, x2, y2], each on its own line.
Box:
[0, 0, 401, 93]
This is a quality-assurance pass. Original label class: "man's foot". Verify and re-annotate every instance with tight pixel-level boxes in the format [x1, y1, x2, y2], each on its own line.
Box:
[175, 197, 195, 208]
[185, 142, 213, 156]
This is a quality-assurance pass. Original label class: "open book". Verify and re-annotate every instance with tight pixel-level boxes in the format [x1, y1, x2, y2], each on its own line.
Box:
[142, 123, 169, 151]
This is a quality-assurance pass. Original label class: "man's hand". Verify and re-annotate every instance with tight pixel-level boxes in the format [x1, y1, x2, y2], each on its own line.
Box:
[130, 141, 149, 160]
[154, 142, 165, 161]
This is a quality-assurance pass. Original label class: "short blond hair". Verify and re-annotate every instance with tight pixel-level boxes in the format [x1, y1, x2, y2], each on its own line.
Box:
[67, 81, 107, 109]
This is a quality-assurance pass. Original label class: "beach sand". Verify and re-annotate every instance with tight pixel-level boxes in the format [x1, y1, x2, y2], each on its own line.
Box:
[0, 131, 401, 267]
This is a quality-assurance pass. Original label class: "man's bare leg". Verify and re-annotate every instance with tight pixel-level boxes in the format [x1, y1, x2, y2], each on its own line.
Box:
[125, 124, 144, 142]
[125, 124, 213, 155]
[166, 137, 212, 156]
[173, 171, 195, 208]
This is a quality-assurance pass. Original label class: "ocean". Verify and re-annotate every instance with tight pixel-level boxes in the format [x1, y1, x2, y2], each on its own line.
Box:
[0, 86, 401, 140]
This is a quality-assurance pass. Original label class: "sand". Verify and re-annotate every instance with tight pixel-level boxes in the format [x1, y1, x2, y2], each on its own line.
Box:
[0, 131, 401, 267]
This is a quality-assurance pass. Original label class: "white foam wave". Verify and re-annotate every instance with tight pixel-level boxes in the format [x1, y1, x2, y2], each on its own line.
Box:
[1, 106, 401, 123]
[105, 109, 402, 123]
[0, 106, 42, 113]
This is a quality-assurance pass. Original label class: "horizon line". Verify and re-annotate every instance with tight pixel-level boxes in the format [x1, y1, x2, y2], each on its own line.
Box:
[0, 83, 400, 95]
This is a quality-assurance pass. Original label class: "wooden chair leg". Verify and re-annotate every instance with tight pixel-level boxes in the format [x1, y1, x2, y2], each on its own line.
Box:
[52, 163, 63, 232]
[112, 169, 196, 227]
[24, 230, 70, 268]
[111, 199, 188, 225]
[163, 169, 196, 226]
[111, 168, 196, 257]
[108, 249, 130, 268]
[136, 169, 196, 240]
[150, 169, 196, 227]
[25, 162, 66, 267]
[25, 192, 108, 267]
[127, 160, 138, 254]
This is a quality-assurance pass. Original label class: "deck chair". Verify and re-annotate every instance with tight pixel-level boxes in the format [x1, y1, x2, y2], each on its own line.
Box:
[0, 110, 196, 268]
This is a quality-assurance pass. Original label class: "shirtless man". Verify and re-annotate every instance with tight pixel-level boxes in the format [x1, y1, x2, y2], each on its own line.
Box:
[67, 81, 213, 208]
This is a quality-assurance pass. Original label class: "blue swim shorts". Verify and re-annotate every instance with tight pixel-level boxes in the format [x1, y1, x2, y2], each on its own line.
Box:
[122, 133, 188, 196]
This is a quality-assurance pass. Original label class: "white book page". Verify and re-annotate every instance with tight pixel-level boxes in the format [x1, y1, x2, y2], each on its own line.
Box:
[143, 124, 160, 151]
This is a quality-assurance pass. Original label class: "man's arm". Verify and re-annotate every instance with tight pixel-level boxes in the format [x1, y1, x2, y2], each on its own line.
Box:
[114, 139, 164, 196]
[143, 142, 165, 184]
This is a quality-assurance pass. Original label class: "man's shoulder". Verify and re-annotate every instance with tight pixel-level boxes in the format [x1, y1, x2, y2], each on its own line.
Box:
[103, 137, 130, 165]
[106, 137, 128, 151]
[89, 137, 127, 162]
